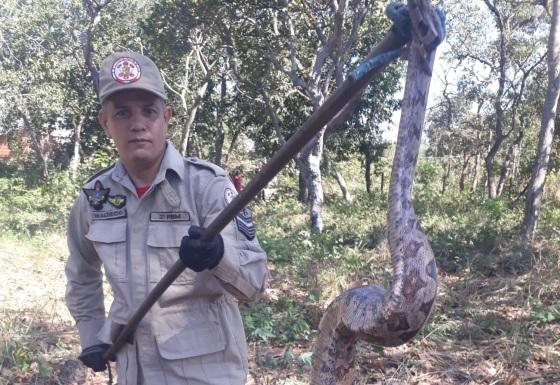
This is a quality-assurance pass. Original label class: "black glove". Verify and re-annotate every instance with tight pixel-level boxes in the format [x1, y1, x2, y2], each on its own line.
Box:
[179, 225, 224, 272]
[78, 343, 114, 372]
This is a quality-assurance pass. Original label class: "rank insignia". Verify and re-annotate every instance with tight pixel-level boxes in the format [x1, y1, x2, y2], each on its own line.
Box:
[83, 180, 110, 210]
[236, 208, 256, 240]
[108, 194, 126, 209]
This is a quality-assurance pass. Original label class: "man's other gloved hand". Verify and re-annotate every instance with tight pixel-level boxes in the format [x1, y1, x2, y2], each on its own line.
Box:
[179, 225, 224, 272]
[78, 343, 114, 372]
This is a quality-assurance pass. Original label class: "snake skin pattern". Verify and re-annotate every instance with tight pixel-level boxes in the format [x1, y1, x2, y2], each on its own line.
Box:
[310, 2, 443, 384]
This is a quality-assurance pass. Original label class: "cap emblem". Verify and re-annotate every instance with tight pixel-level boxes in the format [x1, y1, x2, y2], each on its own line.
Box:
[111, 57, 141, 84]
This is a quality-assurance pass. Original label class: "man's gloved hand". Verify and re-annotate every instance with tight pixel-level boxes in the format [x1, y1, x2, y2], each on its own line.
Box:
[179, 225, 224, 272]
[78, 343, 114, 372]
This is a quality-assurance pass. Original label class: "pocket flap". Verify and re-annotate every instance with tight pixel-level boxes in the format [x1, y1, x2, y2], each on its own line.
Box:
[86, 221, 127, 243]
[155, 324, 226, 360]
[147, 223, 186, 248]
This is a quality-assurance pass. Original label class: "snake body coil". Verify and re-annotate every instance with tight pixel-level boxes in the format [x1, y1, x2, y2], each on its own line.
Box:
[310, 2, 443, 384]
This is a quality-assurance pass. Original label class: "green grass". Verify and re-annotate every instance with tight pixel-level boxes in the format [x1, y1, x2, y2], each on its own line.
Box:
[1, 161, 560, 384]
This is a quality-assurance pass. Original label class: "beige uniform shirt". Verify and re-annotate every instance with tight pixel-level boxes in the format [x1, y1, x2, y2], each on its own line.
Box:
[65, 142, 268, 384]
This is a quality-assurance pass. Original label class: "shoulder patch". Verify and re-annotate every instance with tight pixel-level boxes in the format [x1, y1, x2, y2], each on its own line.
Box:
[86, 163, 116, 184]
[185, 157, 227, 177]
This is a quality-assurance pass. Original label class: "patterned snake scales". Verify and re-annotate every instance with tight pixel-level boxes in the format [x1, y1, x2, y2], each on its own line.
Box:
[310, 2, 445, 384]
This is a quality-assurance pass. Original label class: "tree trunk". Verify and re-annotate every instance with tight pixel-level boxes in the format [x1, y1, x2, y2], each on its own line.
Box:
[333, 168, 352, 202]
[441, 151, 452, 195]
[483, 0, 508, 199]
[497, 132, 523, 197]
[20, 108, 49, 180]
[522, 0, 560, 241]
[325, 154, 352, 202]
[180, 81, 209, 156]
[459, 153, 471, 192]
[485, 132, 504, 199]
[364, 162, 371, 194]
[298, 166, 309, 203]
[364, 157, 372, 194]
[496, 153, 509, 197]
[190, 133, 202, 159]
[300, 132, 325, 232]
[213, 73, 227, 167]
[223, 128, 241, 166]
[471, 151, 481, 193]
[69, 113, 86, 179]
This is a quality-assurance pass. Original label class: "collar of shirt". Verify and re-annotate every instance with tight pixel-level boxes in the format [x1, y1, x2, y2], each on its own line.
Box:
[111, 141, 186, 193]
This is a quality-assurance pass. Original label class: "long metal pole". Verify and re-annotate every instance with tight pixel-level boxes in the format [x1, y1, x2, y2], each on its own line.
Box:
[104, 27, 409, 361]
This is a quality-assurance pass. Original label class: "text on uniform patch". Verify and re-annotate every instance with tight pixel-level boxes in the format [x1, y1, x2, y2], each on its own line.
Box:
[150, 212, 191, 222]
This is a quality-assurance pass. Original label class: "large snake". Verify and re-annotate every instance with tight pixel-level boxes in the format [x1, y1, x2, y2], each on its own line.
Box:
[310, 2, 444, 384]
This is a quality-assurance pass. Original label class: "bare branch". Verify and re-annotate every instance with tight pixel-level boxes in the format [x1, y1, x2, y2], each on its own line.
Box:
[80, 0, 114, 95]
[260, 86, 287, 146]
[483, 0, 504, 31]
[160, 70, 183, 98]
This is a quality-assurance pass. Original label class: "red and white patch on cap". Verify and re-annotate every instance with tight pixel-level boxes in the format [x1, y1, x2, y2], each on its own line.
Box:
[111, 57, 141, 84]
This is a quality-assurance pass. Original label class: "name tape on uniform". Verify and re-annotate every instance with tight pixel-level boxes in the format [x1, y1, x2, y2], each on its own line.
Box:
[150, 212, 191, 222]
[92, 209, 127, 220]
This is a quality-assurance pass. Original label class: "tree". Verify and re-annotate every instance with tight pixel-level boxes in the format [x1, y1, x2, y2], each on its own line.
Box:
[141, 1, 220, 158]
[523, 0, 560, 241]
[241, 1, 396, 231]
[426, 72, 490, 195]
[431, 0, 548, 198]
[0, 0, 148, 180]
[0, 0, 81, 179]
[326, 72, 400, 196]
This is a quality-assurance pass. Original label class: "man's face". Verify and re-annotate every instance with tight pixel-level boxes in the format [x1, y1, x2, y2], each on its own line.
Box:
[99, 90, 172, 169]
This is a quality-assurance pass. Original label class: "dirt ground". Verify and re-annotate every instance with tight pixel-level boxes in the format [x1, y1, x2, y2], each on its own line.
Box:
[1, 233, 559, 384]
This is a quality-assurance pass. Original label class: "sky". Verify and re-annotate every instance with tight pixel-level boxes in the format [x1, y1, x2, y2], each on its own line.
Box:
[382, 42, 447, 143]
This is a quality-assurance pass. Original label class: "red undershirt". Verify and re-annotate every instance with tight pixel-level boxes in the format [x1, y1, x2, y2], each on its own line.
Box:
[136, 185, 150, 198]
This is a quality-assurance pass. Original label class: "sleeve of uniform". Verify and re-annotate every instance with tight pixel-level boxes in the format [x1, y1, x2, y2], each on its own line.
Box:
[65, 193, 106, 349]
[198, 175, 268, 302]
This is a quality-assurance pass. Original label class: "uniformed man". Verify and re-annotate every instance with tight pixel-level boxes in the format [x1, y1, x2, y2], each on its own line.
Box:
[65, 51, 268, 385]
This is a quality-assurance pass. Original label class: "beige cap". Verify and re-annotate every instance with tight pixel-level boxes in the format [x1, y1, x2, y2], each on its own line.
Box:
[98, 51, 167, 103]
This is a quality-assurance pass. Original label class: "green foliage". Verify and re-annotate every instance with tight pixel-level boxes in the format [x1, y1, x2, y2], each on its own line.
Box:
[414, 159, 443, 210]
[0, 310, 57, 382]
[538, 204, 560, 243]
[2, 343, 48, 375]
[241, 299, 311, 343]
[0, 172, 78, 236]
[532, 302, 560, 326]
[297, 351, 313, 367]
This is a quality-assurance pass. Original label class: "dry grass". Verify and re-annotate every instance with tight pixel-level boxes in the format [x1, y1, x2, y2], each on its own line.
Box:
[0, 234, 111, 385]
[1, 233, 559, 384]
[247, 240, 560, 385]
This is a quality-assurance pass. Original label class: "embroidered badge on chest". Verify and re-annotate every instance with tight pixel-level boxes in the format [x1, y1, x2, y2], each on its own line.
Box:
[83, 180, 110, 210]
[108, 194, 127, 209]
[236, 208, 256, 240]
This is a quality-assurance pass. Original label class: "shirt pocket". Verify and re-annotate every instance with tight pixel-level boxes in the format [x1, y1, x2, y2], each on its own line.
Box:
[147, 222, 194, 285]
[86, 220, 128, 282]
[154, 299, 226, 360]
